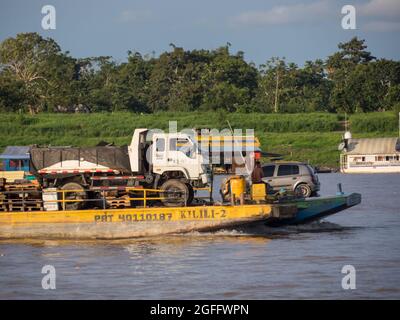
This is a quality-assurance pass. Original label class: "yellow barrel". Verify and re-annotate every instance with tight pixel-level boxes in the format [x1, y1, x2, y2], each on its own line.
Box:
[251, 183, 266, 201]
[229, 176, 246, 198]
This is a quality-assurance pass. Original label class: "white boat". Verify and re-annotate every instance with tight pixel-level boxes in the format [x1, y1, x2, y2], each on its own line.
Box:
[339, 133, 400, 173]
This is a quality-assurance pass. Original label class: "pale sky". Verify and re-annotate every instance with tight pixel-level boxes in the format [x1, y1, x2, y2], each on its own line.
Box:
[0, 0, 399, 66]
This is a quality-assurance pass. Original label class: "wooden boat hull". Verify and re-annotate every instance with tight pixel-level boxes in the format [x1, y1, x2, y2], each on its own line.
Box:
[266, 193, 362, 226]
[0, 204, 296, 239]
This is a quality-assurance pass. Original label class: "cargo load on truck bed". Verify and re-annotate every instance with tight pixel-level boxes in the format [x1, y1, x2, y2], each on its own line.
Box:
[30, 146, 132, 174]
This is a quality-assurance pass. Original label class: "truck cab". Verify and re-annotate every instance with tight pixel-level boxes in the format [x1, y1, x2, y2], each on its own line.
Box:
[128, 129, 210, 206]
[128, 129, 209, 186]
[151, 132, 209, 185]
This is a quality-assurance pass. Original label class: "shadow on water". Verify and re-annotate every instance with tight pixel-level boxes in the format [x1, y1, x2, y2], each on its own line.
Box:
[225, 220, 364, 237]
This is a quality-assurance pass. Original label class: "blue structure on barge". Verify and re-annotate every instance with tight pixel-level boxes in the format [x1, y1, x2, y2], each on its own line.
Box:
[0, 146, 31, 172]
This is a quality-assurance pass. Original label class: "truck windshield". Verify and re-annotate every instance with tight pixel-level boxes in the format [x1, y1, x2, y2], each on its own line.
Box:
[169, 138, 196, 158]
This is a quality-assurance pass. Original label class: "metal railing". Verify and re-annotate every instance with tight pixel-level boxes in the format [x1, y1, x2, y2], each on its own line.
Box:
[54, 187, 175, 210]
[0, 186, 210, 211]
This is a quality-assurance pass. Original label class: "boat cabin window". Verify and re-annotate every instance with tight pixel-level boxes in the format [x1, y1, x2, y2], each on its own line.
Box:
[376, 156, 384, 161]
[385, 156, 397, 161]
[277, 165, 299, 176]
[262, 165, 275, 177]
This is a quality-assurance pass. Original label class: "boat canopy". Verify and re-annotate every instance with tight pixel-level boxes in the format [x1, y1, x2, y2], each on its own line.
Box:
[0, 146, 31, 160]
[344, 138, 400, 155]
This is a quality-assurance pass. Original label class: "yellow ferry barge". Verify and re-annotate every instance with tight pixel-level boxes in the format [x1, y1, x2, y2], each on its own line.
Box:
[0, 204, 297, 239]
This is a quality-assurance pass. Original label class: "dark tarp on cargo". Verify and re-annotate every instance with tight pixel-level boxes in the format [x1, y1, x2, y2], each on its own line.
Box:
[30, 146, 132, 174]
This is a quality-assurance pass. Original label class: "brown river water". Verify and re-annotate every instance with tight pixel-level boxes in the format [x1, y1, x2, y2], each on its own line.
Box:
[0, 173, 399, 299]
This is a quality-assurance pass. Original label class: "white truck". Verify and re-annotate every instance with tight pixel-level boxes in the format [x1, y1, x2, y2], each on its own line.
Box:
[29, 129, 210, 208]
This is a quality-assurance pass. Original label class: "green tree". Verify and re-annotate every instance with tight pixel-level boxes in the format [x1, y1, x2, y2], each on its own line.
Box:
[255, 58, 331, 113]
[0, 33, 399, 115]
[0, 32, 77, 112]
[0, 75, 27, 111]
[111, 52, 152, 112]
[326, 37, 376, 113]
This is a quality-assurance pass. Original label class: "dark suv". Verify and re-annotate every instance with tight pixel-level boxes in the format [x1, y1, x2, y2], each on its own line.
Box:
[261, 162, 320, 197]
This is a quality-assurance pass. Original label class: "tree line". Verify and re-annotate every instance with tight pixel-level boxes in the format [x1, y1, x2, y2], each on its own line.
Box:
[0, 33, 399, 114]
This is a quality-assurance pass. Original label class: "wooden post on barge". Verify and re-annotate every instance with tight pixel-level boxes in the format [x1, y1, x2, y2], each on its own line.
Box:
[102, 190, 106, 209]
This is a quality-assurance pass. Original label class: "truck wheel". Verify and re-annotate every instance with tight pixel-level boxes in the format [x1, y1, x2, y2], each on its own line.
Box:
[60, 182, 87, 210]
[160, 179, 189, 207]
[295, 183, 312, 198]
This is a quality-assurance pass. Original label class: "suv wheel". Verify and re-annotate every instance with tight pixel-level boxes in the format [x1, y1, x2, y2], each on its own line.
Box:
[295, 183, 312, 198]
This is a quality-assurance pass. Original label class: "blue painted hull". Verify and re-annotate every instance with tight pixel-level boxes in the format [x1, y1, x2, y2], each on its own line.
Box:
[267, 193, 361, 226]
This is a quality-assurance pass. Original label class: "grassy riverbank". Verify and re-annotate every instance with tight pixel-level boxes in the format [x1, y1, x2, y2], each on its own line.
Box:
[0, 112, 398, 169]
